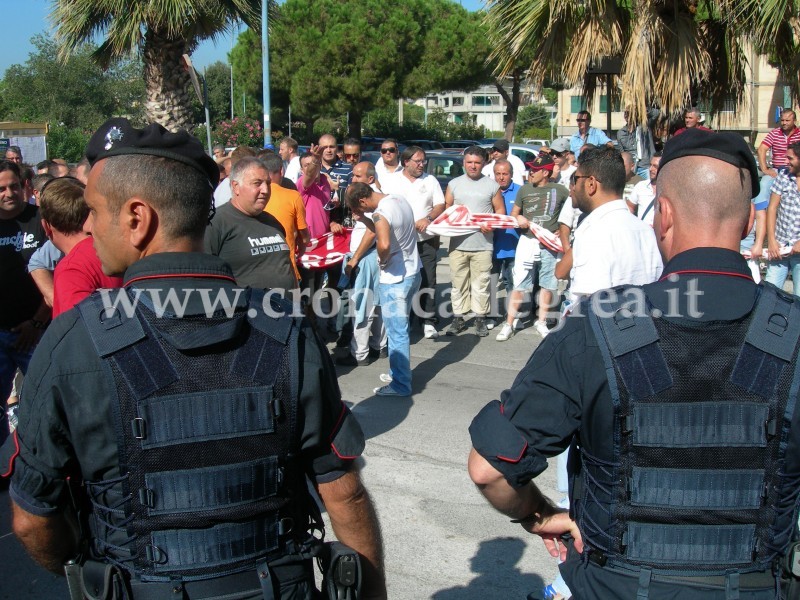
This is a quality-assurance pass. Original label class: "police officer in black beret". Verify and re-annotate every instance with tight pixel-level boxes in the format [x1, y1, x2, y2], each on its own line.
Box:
[468, 128, 800, 599]
[1, 118, 387, 600]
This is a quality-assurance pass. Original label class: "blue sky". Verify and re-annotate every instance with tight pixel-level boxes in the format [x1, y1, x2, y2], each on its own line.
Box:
[2, 0, 486, 76]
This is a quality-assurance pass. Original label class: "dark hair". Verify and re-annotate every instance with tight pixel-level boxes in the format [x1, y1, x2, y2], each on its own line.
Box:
[6, 145, 22, 157]
[96, 155, 211, 241]
[381, 138, 398, 147]
[578, 110, 592, 121]
[345, 181, 373, 210]
[788, 142, 800, 156]
[32, 173, 54, 194]
[39, 177, 88, 234]
[464, 145, 487, 160]
[578, 146, 626, 195]
[401, 145, 425, 166]
[20, 165, 34, 184]
[343, 138, 361, 148]
[262, 153, 284, 175]
[0, 160, 21, 180]
[36, 160, 52, 172]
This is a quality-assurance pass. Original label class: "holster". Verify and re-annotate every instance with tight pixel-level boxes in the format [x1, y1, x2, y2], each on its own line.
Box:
[781, 543, 800, 600]
[64, 558, 130, 600]
[320, 542, 361, 600]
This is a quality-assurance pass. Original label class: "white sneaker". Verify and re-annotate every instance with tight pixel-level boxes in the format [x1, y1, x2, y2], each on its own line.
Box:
[423, 323, 439, 339]
[495, 322, 514, 341]
[379, 373, 393, 383]
[485, 318, 496, 330]
[534, 320, 550, 338]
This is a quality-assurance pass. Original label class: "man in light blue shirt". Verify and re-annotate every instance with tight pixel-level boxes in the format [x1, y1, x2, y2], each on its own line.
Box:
[569, 110, 612, 158]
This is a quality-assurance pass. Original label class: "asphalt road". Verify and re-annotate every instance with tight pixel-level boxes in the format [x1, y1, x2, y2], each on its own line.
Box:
[0, 249, 561, 600]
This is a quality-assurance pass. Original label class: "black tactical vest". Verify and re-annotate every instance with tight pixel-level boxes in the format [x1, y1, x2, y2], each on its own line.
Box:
[77, 288, 319, 584]
[577, 283, 800, 580]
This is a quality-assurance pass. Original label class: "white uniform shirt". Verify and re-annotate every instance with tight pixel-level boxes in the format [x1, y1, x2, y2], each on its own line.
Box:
[570, 199, 662, 301]
[284, 156, 301, 183]
[381, 171, 444, 241]
[375, 158, 403, 181]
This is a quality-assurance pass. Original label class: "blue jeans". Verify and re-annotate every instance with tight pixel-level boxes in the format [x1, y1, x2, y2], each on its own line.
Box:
[493, 257, 515, 297]
[765, 254, 800, 296]
[378, 272, 421, 395]
[0, 330, 33, 445]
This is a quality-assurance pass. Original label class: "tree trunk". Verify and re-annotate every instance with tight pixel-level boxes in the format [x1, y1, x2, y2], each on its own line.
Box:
[142, 29, 194, 132]
[496, 70, 522, 142]
[348, 111, 362, 140]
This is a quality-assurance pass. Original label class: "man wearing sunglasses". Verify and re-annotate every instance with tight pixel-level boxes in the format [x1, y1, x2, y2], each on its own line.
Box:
[375, 139, 403, 180]
[569, 111, 612, 159]
[482, 139, 526, 186]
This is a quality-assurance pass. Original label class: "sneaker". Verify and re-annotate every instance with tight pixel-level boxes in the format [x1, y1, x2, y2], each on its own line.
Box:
[446, 316, 467, 336]
[423, 323, 439, 339]
[474, 317, 489, 337]
[542, 584, 566, 600]
[534, 320, 550, 338]
[335, 354, 370, 367]
[379, 373, 393, 383]
[513, 317, 524, 330]
[368, 346, 388, 360]
[485, 318, 496, 330]
[373, 385, 409, 396]
[495, 322, 514, 341]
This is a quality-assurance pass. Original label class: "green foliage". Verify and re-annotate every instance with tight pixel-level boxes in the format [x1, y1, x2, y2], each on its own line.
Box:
[213, 117, 264, 148]
[229, 28, 263, 121]
[514, 104, 550, 138]
[362, 105, 485, 141]
[542, 88, 558, 105]
[47, 124, 92, 162]
[204, 61, 234, 125]
[0, 35, 145, 129]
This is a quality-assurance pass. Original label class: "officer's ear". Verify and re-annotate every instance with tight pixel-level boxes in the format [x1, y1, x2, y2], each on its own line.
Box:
[121, 197, 157, 250]
[741, 202, 755, 241]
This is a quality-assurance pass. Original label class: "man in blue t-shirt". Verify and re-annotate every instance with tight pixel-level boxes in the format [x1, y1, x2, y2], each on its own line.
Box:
[492, 159, 520, 304]
[569, 110, 613, 158]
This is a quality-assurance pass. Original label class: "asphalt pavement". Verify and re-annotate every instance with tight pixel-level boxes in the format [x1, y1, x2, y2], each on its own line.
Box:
[0, 247, 561, 600]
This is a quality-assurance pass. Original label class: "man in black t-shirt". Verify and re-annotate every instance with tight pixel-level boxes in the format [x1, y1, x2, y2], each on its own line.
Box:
[0, 160, 49, 445]
[205, 156, 298, 294]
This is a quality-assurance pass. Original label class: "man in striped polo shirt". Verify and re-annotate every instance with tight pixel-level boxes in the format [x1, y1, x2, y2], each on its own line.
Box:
[756, 109, 800, 205]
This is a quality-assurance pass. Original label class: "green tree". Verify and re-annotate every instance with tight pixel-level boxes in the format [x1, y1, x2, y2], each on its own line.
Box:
[483, 0, 800, 124]
[0, 35, 143, 128]
[50, 0, 269, 132]
[514, 104, 551, 139]
[204, 61, 234, 125]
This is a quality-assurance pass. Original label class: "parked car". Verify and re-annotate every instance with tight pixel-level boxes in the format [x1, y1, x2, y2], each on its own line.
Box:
[441, 140, 480, 150]
[524, 138, 550, 147]
[401, 139, 444, 151]
[425, 151, 464, 193]
[479, 143, 541, 169]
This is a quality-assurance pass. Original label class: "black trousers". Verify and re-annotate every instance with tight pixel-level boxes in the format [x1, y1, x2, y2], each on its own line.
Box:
[417, 237, 439, 324]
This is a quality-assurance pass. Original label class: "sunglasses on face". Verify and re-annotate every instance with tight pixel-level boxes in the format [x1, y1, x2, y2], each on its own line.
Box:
[576, 118, 589, 122]
[344, 153, 360, 159]
[380, 148, 397, 154]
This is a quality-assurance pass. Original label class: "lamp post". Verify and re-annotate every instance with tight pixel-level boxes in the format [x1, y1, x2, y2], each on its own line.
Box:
[261, 0, 271, 146]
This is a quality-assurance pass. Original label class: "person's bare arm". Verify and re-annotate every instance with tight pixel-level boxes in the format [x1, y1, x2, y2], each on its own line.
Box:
[296, 228, 310, 257]
[555, 248, 573, 280]
[12, 502, 81, 575]
[491, 190, 506, 215]
[468, 449, 583, 561]
[373, 215, 391, 268]
[558, 224, 572, 252]
[766, 192, 782, 258]
[444, 185, 454, 209]
[415, 203, 445, 234]
[757, 143, 777, 178]
[346, 229, 377, 276]
[751, 210, 766, 259]
[30, 268, 54, 307]
[317, 471, 386, 600]
[626, 200, 636, 213]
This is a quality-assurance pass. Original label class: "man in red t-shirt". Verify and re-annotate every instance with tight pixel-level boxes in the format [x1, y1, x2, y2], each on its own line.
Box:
[758, 109, 800, 175]
[672, 107, 713, 136]
[39, 177, 122, 318]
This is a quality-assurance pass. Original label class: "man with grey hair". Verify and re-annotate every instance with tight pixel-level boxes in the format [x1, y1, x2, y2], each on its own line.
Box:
[205, 156, 297, 293]
[5, 146, 22, 164]
[674, 107, 712, 135]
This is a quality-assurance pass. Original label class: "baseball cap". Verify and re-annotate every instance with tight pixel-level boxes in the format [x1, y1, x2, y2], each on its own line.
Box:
[549, 138, 570, 154]
[525, 154, 555, 171]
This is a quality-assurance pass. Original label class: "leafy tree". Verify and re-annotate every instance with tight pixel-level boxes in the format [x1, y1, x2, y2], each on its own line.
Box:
[0, 35, 143, 129]
[50, 0, 269, 131]
[514, 104, 551, 139]
[47, 124, 92, 162]
[483, 0, 800, 124]
[204, 61, 234, 125]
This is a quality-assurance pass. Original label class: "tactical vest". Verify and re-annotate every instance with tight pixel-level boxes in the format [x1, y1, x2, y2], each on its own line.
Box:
[577, 283, 800, 588]
[77, 287, 320, 588]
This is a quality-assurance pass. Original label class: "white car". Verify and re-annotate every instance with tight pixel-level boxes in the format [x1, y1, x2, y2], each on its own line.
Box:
[524, 139, 550, 147]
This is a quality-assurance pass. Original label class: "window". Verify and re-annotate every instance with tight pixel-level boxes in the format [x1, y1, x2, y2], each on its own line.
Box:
[453, 97, 464, 107]
[472, 95, 500, 107]
[599, 95, 621, 113]
[570, 95, 587, 113]
[443, 98, 450, 108]
[698, 95, 737, 114]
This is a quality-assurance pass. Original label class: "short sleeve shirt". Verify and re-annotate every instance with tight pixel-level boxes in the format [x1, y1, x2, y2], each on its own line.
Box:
[266, 184, 308, 278]
[761, 127, 800, 168]
[381, 171, 445, 241]
[772, 172, 800, 245]
[297, 176, 332, 239]
[52, 237, 123, 318]
[514, 182, 569, 236]
[447, 174, 500, 252]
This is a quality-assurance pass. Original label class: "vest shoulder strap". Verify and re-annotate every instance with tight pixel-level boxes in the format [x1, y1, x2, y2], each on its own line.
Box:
[78, 290, 145, 357]
[744, 282, 800, 362]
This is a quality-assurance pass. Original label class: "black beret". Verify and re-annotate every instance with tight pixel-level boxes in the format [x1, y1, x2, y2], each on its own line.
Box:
[659, 128, 759, 197]
[86, 118, 219, 187]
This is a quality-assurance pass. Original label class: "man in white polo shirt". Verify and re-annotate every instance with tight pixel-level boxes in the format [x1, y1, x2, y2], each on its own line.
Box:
[382, 145, 445, 338]
[569, 146, 663, 303]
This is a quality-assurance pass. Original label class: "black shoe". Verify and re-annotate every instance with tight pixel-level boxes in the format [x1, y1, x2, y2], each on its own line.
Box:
[335, 354, 370, 367]
[336, 333, 353, 348]
[368, 347, 388, 360]
[446, 316, 467, 336]
[474, 317, 489, 337]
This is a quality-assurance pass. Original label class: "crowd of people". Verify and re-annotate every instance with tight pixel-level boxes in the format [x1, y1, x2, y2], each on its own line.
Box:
[1, 104, 800, 599]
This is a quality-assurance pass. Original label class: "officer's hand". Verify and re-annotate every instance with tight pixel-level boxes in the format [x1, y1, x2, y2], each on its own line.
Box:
[526, 511, 584, 561]
[11, 320, 42, 353]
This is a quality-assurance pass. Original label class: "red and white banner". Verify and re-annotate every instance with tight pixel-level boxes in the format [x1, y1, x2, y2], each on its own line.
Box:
[742, 246, 791, 260]
[299, 229, 353, 270]
[426, 205, 563, 253]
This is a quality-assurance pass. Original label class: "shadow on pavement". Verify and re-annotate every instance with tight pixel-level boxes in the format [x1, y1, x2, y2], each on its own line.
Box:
[350, 395, 414, 440]
[411, 321, 480, 394]
[431, 537, 545, 600]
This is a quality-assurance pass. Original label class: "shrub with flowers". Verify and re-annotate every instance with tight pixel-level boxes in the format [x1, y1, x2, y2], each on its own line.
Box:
[213, 117, 264, 148]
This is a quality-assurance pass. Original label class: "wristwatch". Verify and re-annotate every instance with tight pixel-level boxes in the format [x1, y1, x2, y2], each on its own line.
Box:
[425, 215, 434, 222]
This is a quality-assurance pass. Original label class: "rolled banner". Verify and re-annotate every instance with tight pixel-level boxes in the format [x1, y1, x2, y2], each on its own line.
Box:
[299, 229, 353, 269]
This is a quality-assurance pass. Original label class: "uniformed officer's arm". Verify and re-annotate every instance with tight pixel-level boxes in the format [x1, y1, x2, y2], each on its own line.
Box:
[468, 449, 583, 561]
[318, 470, 386, 600]
[11, 502, 80, 575]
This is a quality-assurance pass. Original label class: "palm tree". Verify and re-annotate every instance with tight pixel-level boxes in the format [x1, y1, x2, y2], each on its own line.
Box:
[483, 0, 800, 126]
[50, 0, 264, 132]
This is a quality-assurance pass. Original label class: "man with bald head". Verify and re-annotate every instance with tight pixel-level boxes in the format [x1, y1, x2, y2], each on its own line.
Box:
[468, 129, 800, 599]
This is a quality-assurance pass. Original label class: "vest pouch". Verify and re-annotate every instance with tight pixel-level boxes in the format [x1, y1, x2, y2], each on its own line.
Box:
[320, 542, 361, 600]
[64, 559, 130, 600]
